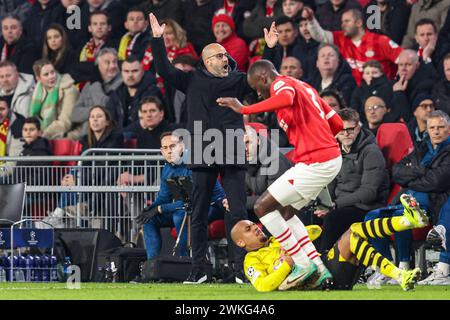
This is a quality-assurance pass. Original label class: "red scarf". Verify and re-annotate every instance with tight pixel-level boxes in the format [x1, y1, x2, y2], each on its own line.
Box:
[80, 37, 106, 62]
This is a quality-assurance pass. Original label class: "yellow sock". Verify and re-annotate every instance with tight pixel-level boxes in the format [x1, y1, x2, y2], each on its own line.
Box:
[350, 217, 412, 240]
[350, 232, 402, 279]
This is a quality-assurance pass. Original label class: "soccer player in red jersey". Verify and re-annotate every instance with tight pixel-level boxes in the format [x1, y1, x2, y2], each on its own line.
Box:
[217, 25, 344, 288]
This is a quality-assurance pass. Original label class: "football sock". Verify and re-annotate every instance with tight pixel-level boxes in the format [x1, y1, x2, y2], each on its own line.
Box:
[437, 262, 450, 276]
[350, 217, 412, 240]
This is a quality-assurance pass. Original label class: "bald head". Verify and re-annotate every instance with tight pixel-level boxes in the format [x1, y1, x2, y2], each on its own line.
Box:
[231, 220, 268, 251]
[397, 49, 419, 80]
[201, 43, 230, 77]
[247, 59, 279, 99]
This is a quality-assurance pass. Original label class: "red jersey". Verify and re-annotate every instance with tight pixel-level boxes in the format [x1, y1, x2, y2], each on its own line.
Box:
[242, 76, 343, 165]
[332, 31, 403, 85]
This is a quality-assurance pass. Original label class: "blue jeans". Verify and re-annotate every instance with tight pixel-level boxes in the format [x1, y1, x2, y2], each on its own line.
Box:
[437, 198, 450, 264]
[365, 190, 430, 263]
[143, 205, 225, 260]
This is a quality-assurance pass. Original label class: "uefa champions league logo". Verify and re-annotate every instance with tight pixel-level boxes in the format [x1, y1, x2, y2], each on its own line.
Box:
[28, 231, 38, 246]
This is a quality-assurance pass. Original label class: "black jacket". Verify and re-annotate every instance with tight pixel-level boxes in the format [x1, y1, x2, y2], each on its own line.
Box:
[18, 137, 53, 186]
[317, 0, 362, 31]
[432, 79, 450, 116]
[390, 62, 437, 122]
[291, 37, 320, 81]
[151, 37, 254, 168]
[141, 0, 184, 26]
[308, 58, 356, 105]
[392, 140, 450, 222]
[406, 119, 429, 149]
[330, 128, 390, 211]
[262, 40, 299, 72]
[124, 119, 174, 149]
[0, 35, 39, 75]
[106, 72, 161, 129]
[350, 74, 393, 121]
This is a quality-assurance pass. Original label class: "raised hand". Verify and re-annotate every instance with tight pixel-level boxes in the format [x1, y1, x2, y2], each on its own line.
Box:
[264, 21, 279, 49]
[302, 6, 314, 21]
[149, 12, 165, 38]
[216, 97, 244, 114]
[393, 75, 408, 91]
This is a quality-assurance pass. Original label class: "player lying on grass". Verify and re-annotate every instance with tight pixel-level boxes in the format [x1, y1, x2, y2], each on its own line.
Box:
[231, 194, 428, 292]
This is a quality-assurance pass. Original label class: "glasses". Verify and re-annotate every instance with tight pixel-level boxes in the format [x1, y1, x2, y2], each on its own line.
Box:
[160, 143, 178, 151]
[418, 103, 435, 110]
[340, 126, 358, 134]
[206, 52, 228, 60]
[365, 105, 386, 112]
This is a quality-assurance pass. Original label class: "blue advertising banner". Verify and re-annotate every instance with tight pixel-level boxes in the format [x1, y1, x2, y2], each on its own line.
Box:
[0, 229, 54, 249]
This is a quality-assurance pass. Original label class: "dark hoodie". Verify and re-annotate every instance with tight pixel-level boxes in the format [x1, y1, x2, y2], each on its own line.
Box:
[432, 78, 450, 116]
[308, 58, 356, 105]
[291, 37, 320, 81]
[151, 36, 254, 168]
[18, 137, 53, 186]
[350, 74, 393, 121]
[106, 72, 161, 129]
[329, 128, 390, 211]
[262, 38, 299, 72]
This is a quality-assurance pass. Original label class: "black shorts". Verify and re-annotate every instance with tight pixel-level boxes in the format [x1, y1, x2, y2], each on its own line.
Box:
[323, 242, 361, 290]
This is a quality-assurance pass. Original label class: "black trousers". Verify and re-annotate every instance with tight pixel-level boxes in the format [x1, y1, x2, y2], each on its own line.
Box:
[191, 166, 247, 272]
[318, 206, 368, 253]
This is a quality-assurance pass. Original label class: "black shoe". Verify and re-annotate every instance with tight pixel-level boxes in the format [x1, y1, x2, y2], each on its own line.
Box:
[234, 270, 248, 284]
[426, 226, 447, 252]
[183, 268, 210, 284]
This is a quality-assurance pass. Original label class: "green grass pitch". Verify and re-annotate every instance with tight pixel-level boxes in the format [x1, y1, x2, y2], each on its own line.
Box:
[0, 282, 448, 300]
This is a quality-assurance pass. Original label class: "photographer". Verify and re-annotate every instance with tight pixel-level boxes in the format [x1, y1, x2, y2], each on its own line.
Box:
[135, 131, 228, 261]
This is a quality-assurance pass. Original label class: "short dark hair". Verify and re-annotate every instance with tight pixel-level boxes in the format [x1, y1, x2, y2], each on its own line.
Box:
[23, 117, 41, 131]
[126, 6, 146, 19]
[362, 60, 384, 72]
[1, 13, 21, 26]
[160, 131, 173, 141]
[140, 96, 164, 111]
[172, 54, 198, 68]
[444, 52, 450, 62]
[89, 10, 110, 25]
[123, 54, 141, 65]
[0, 60, 17, 70]
[320, 89, 347, 109]
[415, 18, 437, 34]
[275, 16, 295, 28]
[0, 96, 10, 107]
[338, 108, 360, 123]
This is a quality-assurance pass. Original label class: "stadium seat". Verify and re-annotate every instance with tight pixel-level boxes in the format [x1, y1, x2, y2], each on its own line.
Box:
[123, 138, 137, 149]
[49, 139, 83, 166]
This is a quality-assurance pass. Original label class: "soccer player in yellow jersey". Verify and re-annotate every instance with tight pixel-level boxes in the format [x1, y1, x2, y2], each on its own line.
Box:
[231, 194, 429, 292]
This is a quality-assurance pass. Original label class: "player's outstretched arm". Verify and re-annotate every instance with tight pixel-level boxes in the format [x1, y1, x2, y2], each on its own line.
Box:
[216, 97, 244, 113]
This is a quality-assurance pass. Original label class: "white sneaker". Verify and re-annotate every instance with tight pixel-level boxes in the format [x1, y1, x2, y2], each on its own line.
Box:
[418, 267, 450, 285]
[367, 271, 390, 288]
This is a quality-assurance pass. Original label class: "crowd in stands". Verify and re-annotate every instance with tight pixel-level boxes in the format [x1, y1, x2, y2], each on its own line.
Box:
[0, 0, 450, 285]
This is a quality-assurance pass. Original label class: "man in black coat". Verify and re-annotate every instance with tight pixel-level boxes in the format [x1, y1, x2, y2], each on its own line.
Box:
[106, 55, 161, 129]
[149, 12, 256, 283]
[0, 14, 39, 75]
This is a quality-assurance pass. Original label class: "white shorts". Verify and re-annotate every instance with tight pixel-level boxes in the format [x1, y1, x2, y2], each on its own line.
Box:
[267, 156, 342, 210]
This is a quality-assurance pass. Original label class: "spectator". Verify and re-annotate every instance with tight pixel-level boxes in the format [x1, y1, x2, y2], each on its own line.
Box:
[0, 14, 40, 74]
[280, 56, 303, 79]
[106, 55, 160, 128]
[315, 108, 389, 253]
[17, 117, 53, 186]
[135, 131, 226, 261]
[316, 0, 362, 31]
[0, 0, 32, 22]
[23, 0, 60, 52]
[118, 7, 151, 61]
[433, 53, 450, 115]
[0, 61, 35, 118]
[282, 0, 304, 24]
[81, 105, 123, 151]
[291, 16, 319, 80]
[244, 125, 292, 222]
[320, 88, 347, 112]
[262, 17, 299, 71]
[367, 110, 450, 284]
[142, 18, 198, 72]
[68, 47, 122, 140]
[29, 59, 79, 139]
[303, 7, 403, 85]
[363, 0, 411, 44]
[164, 54, 197, 125]
[0, 96, 25, 165]
[363, 95, 391, 135]
[182, 0, 216, 54]
[42, 24, 77, 76]
[242, 0, 283, 39]
[401, 0, 450, 49]
[124, 96, 173, 149]
[213, 0, 256, 41]
[391, 49, 437, 122]
[407, 93, 435, 148]
[212, 14, 249, 72]
[141, 0, 184, 25]
[81, 0, 127, 42]
[308, 43, 356, 105]
[350, 60, 393, 120]
[414, 19, 439, 65]
[79, 10, 120, 63]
